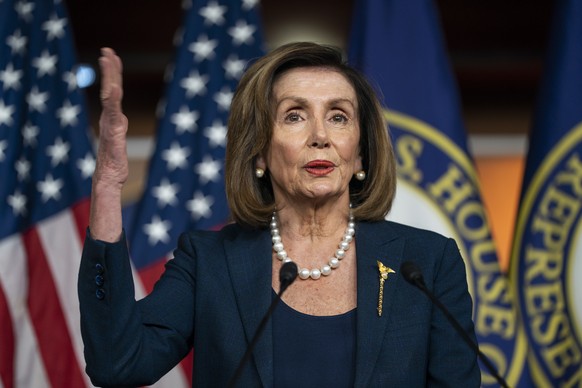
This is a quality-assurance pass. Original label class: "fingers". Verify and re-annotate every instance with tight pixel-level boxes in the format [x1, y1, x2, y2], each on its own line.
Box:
[99, 48, 123, 109]
[98, 48, 128, 139]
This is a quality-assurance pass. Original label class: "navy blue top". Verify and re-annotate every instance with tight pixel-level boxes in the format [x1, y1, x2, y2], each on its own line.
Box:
[272, 294, 357, 388]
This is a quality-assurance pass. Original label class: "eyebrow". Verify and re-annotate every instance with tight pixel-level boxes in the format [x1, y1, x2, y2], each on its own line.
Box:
[276, 96, 356, 109]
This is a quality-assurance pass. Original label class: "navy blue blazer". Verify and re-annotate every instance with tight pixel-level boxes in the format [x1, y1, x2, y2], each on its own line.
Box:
[78, 220, 480, 387]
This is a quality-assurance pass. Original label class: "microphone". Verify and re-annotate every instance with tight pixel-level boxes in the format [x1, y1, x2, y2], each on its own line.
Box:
[227, 261, 298, 387]
[279, 260, 298, 291]
[401, 261, 509, 388]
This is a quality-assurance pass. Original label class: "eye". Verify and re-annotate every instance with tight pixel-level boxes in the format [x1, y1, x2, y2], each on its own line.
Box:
[330, 113, 349, 124]
[284, 111, 303, 123]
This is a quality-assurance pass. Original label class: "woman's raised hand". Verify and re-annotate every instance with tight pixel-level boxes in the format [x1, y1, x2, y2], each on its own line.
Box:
[89, 48, 129, 242]
[94, 47, 129, 188]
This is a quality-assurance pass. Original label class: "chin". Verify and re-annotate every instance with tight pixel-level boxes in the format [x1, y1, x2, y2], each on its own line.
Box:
[301, 188, 345, 201]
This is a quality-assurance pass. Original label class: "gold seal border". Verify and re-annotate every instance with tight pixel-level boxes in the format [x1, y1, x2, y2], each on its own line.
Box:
[385, 109, 529, 386]
[510, 121, 582, 386]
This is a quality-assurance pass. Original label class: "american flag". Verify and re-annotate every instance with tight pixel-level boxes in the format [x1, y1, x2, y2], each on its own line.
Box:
[123, 0, 264, 385]
[0, 0, 96, 387]
[127, 0, 264, 294]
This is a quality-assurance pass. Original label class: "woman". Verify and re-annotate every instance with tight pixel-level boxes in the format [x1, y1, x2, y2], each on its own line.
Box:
[79, 42, 480, 387]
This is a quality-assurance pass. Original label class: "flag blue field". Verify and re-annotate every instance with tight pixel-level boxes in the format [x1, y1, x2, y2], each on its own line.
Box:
[348, 0, 531, 386]
[511, 0, 582, 386]
[127, 0, 263, 276]
[0, 0, 95, 386]
[124, 0, 264, 384]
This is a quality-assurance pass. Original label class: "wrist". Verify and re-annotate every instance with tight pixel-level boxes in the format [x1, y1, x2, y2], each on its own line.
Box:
[92, 172, 125, 193]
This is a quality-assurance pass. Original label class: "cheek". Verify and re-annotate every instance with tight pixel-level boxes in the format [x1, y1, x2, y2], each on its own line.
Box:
[267, 137, 303, 167]
[337, 137, 361, 161]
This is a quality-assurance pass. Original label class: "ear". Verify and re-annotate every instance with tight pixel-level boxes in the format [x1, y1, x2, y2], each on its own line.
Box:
[354, 155, 363, 172]
[256, 155, 267, 170]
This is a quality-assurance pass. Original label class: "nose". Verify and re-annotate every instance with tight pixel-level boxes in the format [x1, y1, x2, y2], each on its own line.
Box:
[309, 119, 330, 148]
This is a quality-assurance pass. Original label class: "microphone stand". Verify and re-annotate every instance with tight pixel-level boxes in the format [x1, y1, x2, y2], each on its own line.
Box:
[227, 262, 298, 388]
[402, 262, 509, 388]
[413, 279, 509, 387]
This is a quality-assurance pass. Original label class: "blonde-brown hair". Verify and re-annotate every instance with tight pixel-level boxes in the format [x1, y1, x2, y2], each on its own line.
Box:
[225, 42, 396, 228]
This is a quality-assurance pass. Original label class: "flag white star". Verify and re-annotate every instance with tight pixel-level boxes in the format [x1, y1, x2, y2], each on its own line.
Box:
[214, 87, 233, 111]
[164, 63, 175, 83]
[156, 98, 167, 119]
[195, 155, 222, 184]
[37, 174, 64, 202]
[182, 0, 192, 10]
[32, 50, 58, 77]
[6, 30, 27, 55]
[0, 100, 15, 126]
[180, 70, 208, 98]
[186, 191, 214, 220]
[188, 35, 218, 62]
[162, 142, 191, 170]
[15, 157, 31, 181]
[62, 71, 77, 91]
[171, 105, 199, 133]
[228, 20, 256, 46]
[46, 137, 70, 166]
[0, 140, 7, 161]
[77, 153, 96, 178]
[223, 55, 246, 80]
[143, 215, 172, 245]
[173, 27, 184, 47]
[8, 190, 27, 216]
[152, 178, 180, 207]
[0, 63, 23, 90]
[199, 0, 227, 26]
[204, 120, 227, 148]
[26, 86, 49, 113]
[15, 0, 35, 22]
[56, 100, 81, 127]
[42, 13, 67, 41]
[22, 122, 39, 147]
[242, 0, 258, 10]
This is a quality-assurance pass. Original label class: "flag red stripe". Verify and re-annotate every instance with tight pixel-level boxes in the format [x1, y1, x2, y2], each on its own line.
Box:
[0, 283, 15, 388]
[137, 259, 168, 294]
[23, 227, 86, 388]
[180, 350, 194, 384]
[72, 199, 91, 242]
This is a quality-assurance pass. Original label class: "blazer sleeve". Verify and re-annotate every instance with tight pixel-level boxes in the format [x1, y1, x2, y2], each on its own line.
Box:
[426, 237, 481, 387]
[78, 229, 196, 387]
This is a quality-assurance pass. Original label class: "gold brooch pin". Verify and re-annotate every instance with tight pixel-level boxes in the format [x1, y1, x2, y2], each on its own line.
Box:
[377, 260, 396, 317]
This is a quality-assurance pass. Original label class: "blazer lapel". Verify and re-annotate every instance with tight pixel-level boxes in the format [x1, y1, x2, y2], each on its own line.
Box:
[224, 227, 274, 388]
[354, 222, 404, 388]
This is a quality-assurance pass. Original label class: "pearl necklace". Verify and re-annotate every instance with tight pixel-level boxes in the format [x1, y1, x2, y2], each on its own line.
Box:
[270, 208, 355, 280]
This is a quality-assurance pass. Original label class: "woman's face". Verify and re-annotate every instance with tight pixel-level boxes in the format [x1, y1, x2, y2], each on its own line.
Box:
[257, 67, 362, 205]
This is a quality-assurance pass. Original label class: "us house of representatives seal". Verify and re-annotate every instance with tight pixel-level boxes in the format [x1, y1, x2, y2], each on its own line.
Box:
[386, 109, 529, 387]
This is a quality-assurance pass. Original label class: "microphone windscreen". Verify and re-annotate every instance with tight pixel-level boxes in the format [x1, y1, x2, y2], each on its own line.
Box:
[400, 261, 424, 285]
[280, 261, 298, 287]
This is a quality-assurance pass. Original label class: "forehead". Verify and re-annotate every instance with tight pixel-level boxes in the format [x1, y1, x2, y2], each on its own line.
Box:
[272, 67, 356, 101]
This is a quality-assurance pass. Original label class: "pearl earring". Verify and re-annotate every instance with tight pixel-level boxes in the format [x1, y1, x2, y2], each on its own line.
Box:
[355, 170, 366, 181]
[255, 168, 265, 178]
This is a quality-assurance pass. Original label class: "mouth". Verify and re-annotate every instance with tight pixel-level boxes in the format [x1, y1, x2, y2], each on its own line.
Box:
[304, 160, 335, 176]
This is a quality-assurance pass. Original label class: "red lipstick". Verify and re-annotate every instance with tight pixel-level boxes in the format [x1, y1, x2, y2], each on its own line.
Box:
[304, 160, 335, 176]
